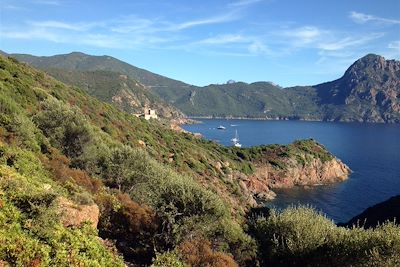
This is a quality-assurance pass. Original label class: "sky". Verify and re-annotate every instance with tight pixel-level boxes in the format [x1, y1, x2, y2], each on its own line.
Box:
[0, 0, 399, 87]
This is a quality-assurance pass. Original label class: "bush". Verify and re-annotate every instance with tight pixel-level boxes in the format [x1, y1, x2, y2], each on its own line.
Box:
[179, 238, 238, 267]
[96, 191, 160, 265]
[0, 162, 124, 266]
[102, 145, 153, 192]
[249, 206, 400, 266]
[33, 98, 93, 158]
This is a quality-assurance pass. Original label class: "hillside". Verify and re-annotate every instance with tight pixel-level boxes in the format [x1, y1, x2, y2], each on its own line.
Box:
[0, 55, 399, 266]
[45, 68, 184, 118]
[5, 51, 189, 90]
[8, 51, 399, 122]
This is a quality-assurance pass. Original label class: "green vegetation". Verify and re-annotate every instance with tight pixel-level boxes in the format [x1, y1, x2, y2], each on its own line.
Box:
[0, 55, 257, 266]
[0, 54, 399, 267]
[46, 68, 183, 118]
[0, 144, 124, 267]
[234, 139, 334, 169]
[13, 51, 398, 122]
[250, 206, 400, 266]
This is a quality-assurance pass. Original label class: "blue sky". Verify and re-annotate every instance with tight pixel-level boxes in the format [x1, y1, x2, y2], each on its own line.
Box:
[1, 0, 399, 87]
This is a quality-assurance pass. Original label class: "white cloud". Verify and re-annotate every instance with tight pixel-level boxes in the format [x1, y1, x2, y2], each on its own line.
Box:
[248, 41, 272, 55]
[349, 11, 400, 25]
[1, 28, 62, 42]
[32, 0, 61, 5]
[229, 0, 263, 7]
[388, 41, 400, 50]
[29, 20, 94, 31]
[195, 34, 247, 45]
[110, 19, 154, 34]
[80, 34, 124, 49]
[318, 33, 384, 51]
[281, 26, 325, 46]
[2, 4, 23, 10]
[170, 12, 239, 31]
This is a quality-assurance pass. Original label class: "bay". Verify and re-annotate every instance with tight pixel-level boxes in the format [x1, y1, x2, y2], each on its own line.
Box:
[182, 119, 400, 223]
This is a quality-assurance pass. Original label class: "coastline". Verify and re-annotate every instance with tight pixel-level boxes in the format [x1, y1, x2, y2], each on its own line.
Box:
[186, 116, 392, 124]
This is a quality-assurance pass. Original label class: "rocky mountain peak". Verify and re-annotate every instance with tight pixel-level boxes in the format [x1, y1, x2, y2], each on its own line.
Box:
[345, 54, 400, 79]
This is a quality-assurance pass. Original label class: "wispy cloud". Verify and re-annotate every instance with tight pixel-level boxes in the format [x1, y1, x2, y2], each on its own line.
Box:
[280, 26, 326, 46]
[29, 20, 96, 31]
[318, 33, 384, 51]
[2, 4, 23, 10]
[349, 11, 400, 25]
[32, 0, 61, 5]
[170, 11, 239, 31]
[248, 41, 273, 55]
[388, 41, 400, 50]
[229, 0, 263, 7]
[195, 34, 247, 45]
[1, 28, 62, 42]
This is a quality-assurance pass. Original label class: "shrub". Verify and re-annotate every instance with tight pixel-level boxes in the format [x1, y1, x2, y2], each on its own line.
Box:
[0, 162, 124, 266]
[33, 98, 93, 158]
[43, 149, 103, 193]
[102, 145, 153, 192]
[250, 206, 400, 266]
[179, 238, 238, 267]
[96, 191, 160, 265]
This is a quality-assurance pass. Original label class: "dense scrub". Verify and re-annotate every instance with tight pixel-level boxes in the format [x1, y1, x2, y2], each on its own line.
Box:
[0, 55, 256, 266]
[1, 55, 399, 266]
[249, 206, 400, 267]
[0, 144, 124, 266]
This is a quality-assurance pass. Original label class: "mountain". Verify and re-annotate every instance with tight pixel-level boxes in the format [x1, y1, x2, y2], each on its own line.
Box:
[2, 51, 185, 118]
[44, 68, 184, 118]
[161, 82, 322, 119]
[0, 54, 398, 266]
[7, 51, 399, 122]
[314, 54, 400, 122]
[5, 51, 189, 89]
[167, 54, 399, 122]
[340, 195, 400, 229]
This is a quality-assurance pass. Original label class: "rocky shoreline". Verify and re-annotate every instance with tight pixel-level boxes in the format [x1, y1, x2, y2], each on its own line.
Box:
[234, 140, 351, 205]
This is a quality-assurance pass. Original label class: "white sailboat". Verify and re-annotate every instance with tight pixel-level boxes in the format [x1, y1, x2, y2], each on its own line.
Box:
[231, 130, 242, 148]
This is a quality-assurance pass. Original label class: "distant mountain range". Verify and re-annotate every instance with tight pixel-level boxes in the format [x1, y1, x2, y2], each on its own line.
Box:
[3, 51, 399, 122]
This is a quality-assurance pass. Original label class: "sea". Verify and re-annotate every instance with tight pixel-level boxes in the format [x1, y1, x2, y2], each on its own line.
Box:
[182, 119, 400, 223]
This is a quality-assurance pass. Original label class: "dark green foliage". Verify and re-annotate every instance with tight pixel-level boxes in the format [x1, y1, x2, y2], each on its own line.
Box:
[250, 206, 400, 266]
[238, 139, 334, 169]
[33, 98, 93, 158]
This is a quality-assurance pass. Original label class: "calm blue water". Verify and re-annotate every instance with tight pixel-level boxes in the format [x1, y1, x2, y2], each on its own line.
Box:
[182, 119, 400, 223]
